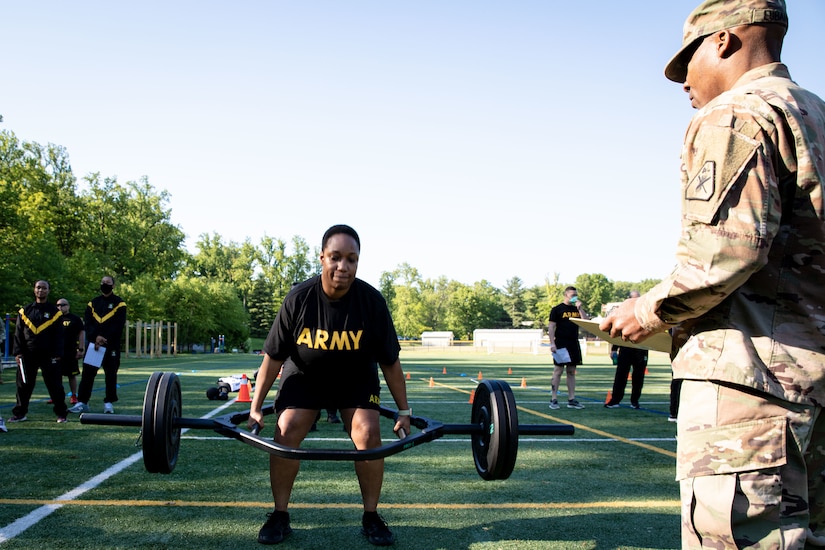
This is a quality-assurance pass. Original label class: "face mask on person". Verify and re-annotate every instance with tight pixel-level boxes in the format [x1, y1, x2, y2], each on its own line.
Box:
[100, 283, 113, 294]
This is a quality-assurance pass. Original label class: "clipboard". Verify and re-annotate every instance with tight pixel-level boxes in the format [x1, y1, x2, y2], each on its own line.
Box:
[571, 318, 672, 353]
[551, 347, 571, 363]
[84, 343, 107, 368]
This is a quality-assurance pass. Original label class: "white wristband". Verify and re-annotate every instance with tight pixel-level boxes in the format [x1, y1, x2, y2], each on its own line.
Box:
[397, 409, 412, 416]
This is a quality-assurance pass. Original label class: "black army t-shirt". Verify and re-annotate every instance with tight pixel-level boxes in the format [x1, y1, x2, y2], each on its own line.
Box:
[264, 276, 400, 379]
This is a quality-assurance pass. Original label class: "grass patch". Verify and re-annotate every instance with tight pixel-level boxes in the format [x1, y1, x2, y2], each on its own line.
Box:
[0, 347, 680, 549]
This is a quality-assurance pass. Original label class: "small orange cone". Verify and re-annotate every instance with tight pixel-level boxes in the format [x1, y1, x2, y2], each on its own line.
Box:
[237, 374, 252, 403]
[507, 367, 513, 375]
[478, 371, 483, 380]
[406, 372, 411, 380]
[429, 377, 434, 387]
[628, 372, 633, 380]
[645, 367, 649, 374]
[442, 367, 447, 375]
[521, 377, 527, 388]
[469, 389, 475, 403]
[604, 390, 612, 404]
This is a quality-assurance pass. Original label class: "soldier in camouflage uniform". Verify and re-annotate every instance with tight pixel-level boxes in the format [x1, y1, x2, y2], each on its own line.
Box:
[600, 0, 825, 547]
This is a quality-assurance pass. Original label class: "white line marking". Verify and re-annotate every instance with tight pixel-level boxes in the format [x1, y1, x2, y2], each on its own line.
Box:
[0, 398, 239, 543]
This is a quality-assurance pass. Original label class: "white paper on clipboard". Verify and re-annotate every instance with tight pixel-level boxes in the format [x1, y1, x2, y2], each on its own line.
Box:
[552, 347, 572, 363]
[84, 343, 107, 368]
[570, 318, 672, 353]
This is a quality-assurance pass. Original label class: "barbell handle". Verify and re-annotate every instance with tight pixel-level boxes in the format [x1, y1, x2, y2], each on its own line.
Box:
[251, 422, 262, 436]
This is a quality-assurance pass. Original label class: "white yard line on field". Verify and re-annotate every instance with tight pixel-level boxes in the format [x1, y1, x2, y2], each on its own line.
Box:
[0, 398, 239, 543]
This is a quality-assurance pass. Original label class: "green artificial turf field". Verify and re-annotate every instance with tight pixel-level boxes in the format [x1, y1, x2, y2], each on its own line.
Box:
[0, 345, 680, 549]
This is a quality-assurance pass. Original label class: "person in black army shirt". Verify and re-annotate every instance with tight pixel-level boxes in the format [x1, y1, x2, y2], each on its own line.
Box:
[10, 280, 67, 423]
[249, 225, 410, 547]
[57, 298, 84, 404]
[547, 286, 588, 410]
[69, 275, 127, 415]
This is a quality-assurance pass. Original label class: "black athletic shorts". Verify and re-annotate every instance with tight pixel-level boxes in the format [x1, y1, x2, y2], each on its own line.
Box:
[61, 357, 80, 377]
[273, 360, 382, 413]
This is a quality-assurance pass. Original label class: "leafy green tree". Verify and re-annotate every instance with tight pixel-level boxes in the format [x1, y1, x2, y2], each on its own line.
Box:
[523, 284, 548, 329]
[0, 131, 77, 308]
[382, 264, 424, 338]
[573, 273, 614, 316]
[501, 277, 527, 328]
[419, 276, 451, 333]
[188, 233, 256, 308]
[78, 174, 186, 281]
[161, 276, 249, 350]
[247, 275, 278, 338]
[118, 273, 166, 321]
[446, 281, 507, 339]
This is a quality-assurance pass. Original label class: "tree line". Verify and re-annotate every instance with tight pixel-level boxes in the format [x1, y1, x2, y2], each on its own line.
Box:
[1, 130, 659, 349]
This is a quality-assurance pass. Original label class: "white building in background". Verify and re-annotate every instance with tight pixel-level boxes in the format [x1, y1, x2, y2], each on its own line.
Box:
[472, 329, 543, 354]
[421, 331, 454, 347]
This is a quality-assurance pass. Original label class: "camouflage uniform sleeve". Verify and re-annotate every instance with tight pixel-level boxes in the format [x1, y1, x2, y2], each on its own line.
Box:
[636, 100, 783, 331]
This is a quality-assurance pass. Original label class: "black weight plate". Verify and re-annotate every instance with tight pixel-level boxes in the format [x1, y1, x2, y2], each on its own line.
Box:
[142, 372, 164, 473]
[470, 381, 492, 478]
[489, 380, 519, 480]
[471, 380, 504, 479]
[152, 372, 182, 474]
[471, 380, 519, 480]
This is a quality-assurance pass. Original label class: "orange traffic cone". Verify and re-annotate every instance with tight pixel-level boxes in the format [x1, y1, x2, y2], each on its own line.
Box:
[442, 366, 447, 375]
[429, 377, 434, 387]
[604, 390, 612, 404]
[406, 372, 411, 380]
[237, 374, 252, 403]
[521, 377, 527, 388]
[468, 389, 475, 403]
[477, 371, 483, 380]
[507, 367, 513, 375]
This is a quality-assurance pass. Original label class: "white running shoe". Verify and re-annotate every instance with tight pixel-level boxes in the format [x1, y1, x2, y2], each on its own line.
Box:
[0, 417, 7, 433]
[68, 402, 90, 414]
[103, 402, 114, 414]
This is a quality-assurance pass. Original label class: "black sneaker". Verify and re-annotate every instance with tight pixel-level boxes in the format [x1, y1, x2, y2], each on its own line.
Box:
[361, 512, 395, 546]
[258, 511, 292, 545]
[630, 403, 640, 410]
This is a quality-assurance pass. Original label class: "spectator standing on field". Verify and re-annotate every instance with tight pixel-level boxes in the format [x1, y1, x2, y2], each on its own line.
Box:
[57, 298, 84, 404]
[601, 0, 825, 545]
[10, 280, 68, 423]
[69, 275, 127, 415]
[604, 291, 648, 410]
[548, 286, 588, 410]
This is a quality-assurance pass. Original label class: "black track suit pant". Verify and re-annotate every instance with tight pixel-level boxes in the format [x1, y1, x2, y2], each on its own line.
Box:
[13, 351, 68, 418]
[77, 349, 121, 405]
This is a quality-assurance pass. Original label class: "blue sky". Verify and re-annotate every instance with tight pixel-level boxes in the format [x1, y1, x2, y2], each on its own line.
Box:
[5, 1, 824, 289]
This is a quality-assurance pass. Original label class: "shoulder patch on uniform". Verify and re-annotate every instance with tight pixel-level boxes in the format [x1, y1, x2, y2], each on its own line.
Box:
[685, 161, 715, 201]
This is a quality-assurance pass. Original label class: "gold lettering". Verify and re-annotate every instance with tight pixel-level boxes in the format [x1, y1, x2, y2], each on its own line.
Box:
[314, 330, 329, 350]
[350, 330, 363, 350]
[296, 328, 313, 347]
[330, 331, 350, 350]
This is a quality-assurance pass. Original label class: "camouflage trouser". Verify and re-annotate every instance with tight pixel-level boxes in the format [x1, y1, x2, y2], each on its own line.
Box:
[677, 380, 825, 549]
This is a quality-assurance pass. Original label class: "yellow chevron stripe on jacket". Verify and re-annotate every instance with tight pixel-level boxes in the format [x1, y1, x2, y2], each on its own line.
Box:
[18, 308, 63, 334]
[88, 301, 126, 324]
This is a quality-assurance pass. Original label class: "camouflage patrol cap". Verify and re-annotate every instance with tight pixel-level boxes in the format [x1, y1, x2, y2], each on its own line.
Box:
[664, 0, 788, 83]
